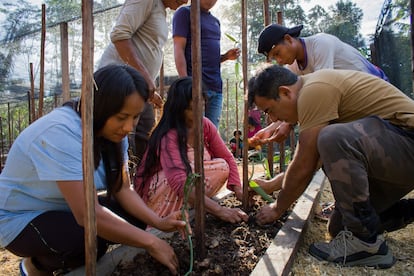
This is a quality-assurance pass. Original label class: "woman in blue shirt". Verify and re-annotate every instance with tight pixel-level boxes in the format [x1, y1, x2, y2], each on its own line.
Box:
[0, 64, 186, 275]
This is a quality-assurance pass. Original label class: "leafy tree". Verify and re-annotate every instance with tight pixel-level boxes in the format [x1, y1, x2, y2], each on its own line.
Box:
[307, 5, 330, 34]
[324, 0, 364, 48]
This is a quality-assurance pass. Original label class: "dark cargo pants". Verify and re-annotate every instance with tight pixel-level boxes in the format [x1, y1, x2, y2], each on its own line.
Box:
[317, 116, 414, 240]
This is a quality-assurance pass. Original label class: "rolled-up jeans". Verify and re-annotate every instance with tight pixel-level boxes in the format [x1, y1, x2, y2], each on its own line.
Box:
[204, 90, 223, 129]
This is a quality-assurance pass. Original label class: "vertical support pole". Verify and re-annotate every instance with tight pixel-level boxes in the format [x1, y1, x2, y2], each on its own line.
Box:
[190, 0, 206, 261]
[235, 84, 239, 157]
[241, 0, 249, 209]
[226, 79, 229, 143]
[159, 62, 165, 99]
[81, 0, 96, 275]
[263, 1, 274, 177]
[411, 0, 414, 92]
[263, 0, 270, 25]
[7, 103, 11, 148]
[38, 4, 46, 118]
[29, 63, 36, 123]
[60, 22, 70, 103]
[0, 117, 3, 172]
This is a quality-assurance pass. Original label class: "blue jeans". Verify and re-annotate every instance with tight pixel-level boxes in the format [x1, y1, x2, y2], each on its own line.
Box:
[205, 90, 223, 128]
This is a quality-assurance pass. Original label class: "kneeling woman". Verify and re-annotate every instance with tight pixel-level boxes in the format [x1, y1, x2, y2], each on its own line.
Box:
[135, 78, 248, 223]
[0, 65, 186, 275]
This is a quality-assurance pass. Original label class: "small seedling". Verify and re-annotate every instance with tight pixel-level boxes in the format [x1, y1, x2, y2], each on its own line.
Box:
[249, 180, 275, 203]
[181, 173, 200, 276]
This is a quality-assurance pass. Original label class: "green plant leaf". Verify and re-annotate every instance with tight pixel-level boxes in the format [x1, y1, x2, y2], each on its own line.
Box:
[249, 180, 275, 203]
[225, 33, 238, 43]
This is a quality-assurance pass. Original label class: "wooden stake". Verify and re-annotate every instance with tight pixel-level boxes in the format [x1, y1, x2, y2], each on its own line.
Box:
[29, 63, 36, 122]
[190, 0, 206, 261]
[242, 0, 249, 209]
[60, 22, 70, 103]
[81, 0, 96, 275]
[38, 4, 46, 118]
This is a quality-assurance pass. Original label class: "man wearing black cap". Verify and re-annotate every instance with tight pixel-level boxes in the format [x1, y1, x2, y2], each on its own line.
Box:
[257, 24, 388, 80]
[249, 24, 389, 149]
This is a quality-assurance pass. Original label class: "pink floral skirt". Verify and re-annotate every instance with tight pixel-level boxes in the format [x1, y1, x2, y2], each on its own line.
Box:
[145, 147, 229, 218]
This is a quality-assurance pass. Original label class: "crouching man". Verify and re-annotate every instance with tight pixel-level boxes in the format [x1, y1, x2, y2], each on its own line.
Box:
[248, 64, 414, 268]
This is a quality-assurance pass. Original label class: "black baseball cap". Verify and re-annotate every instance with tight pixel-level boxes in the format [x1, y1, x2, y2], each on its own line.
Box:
[257, 24, 303, 56]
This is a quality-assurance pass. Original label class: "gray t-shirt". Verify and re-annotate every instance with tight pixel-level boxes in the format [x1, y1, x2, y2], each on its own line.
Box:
[98, 0, 168, 80]
[287, 33, 388, 81]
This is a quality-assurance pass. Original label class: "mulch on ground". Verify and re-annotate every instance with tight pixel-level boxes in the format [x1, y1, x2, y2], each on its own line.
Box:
[112, 193, 291, 275]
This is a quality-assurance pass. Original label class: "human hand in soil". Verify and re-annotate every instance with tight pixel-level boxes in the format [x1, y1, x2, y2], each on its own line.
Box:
[146, 237, 180, 275]
[216, 206, 249, 223]
[255, 203, 280, 225]
[157, 210, 189, 238]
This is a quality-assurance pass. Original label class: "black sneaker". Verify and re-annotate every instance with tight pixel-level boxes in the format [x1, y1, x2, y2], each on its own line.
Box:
[309, 230, 396, 269]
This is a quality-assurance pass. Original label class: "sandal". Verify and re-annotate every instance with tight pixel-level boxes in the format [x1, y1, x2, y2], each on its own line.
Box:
[19, 258, 29, 276]
[19, 258, 52, 276]
[315, 202, 335, 221]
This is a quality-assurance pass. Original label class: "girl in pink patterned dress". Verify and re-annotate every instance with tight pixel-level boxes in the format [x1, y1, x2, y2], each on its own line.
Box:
[135, 77, 248, 223]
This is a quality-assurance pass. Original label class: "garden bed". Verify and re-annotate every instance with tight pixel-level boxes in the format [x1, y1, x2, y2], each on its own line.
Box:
[67, 169, 325, 276]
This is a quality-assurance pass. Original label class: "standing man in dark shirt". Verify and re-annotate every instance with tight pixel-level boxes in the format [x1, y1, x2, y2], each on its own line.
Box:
[173, 0, 240, 128]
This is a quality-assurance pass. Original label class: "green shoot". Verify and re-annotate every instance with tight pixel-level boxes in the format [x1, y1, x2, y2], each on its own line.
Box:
[263, 158, 271, 179]
[182, 173, 200, 276]
[249, 180, 275, 203]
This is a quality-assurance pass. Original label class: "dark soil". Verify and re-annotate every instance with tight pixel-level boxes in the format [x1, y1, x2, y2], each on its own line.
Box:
[112, 193, 291, 276]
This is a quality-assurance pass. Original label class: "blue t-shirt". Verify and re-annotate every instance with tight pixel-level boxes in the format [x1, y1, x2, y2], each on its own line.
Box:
[172, 6, 222, 92]
[0, 106, 126, 247]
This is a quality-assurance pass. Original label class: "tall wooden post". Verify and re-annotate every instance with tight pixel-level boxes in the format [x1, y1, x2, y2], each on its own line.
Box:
[241, 0, 249, 209]
[263, 1, 275, 177]
[263, 0, 270, 25]
[81, 0, 96, 275]
[60, 22, 70, 103]
[38, 4, 46, 118]
[226, 79, 229, 143]
[235, 84, 239, 157]
[29, 63, 36, 122]
[190, 0, 206, 260]
[411, 0, 414, 90]
[7, 103, 11, 148]
[0, 117, 3, 171]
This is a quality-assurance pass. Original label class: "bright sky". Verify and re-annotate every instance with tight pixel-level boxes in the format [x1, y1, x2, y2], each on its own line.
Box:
[297, 0, 384, 38]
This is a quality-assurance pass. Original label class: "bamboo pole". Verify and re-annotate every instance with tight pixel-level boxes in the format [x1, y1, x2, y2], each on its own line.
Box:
[190, 0, 206, 260]
[81, 0, 96, 275]
[29, 63, 35, 123]
[0, 117, 3, 171]
[263, 2, 275, 177]
[276, 11, 287, 172]
[241, 0, 249, 209]
[226, 79, 229, 143]
[159, 62, 165, 99]
[411, 0, 414, 89]
[235, 84, 239, 157]
[7, 103, 11, 148]
[60, 22, 70, 103]
[38, 4, 46, 118]
[263, 0, 270, 25]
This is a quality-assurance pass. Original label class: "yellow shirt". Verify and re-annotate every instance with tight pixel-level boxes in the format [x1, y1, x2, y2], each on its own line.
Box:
[298, 69, 414, 132]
